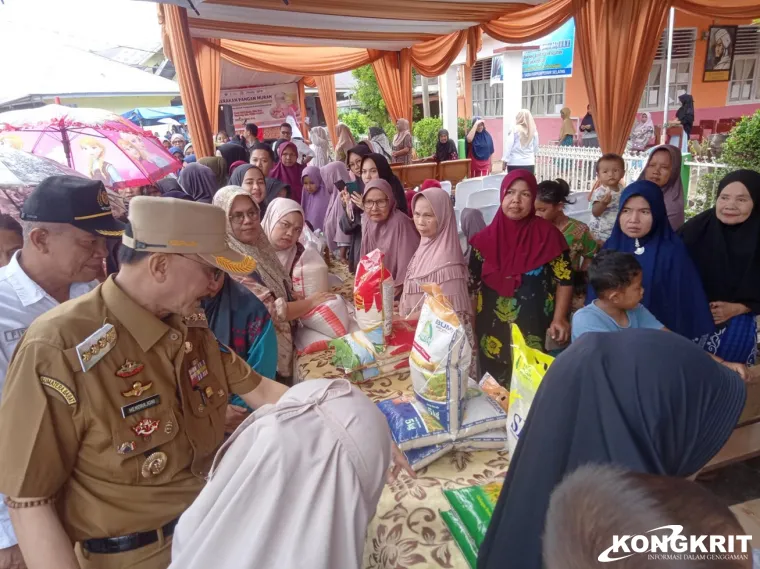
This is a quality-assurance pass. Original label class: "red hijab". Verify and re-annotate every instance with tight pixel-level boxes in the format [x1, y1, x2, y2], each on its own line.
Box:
[470, 169, 568, 298]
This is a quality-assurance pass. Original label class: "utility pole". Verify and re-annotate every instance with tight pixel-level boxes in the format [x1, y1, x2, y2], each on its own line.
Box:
[421, 76, 431, 118]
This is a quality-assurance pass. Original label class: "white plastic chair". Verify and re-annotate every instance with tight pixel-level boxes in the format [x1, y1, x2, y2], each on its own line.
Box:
[466, 188, 501, 209]
[454, 178, 483, 211]
[439, 180, 452, 196]
[482, 173, 506, 190]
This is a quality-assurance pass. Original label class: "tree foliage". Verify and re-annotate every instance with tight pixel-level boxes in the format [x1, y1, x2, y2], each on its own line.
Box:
[338, 110, 371, 140]
[351, 65, 393, 132]
[413, 117, 443, 157]
[720, 110, 760, 171]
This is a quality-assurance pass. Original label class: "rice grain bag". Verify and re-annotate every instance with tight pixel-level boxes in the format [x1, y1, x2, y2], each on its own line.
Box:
[354, 249, 394, 350]
[457, 388, 508, 440]
[292, 243, 329, 298]
[507, 324, 554, 456]
[409, 283, 471, 433]
[443, 482, 503, 548]
[300, 296, 350, 338]
[377, 395, 449, 449]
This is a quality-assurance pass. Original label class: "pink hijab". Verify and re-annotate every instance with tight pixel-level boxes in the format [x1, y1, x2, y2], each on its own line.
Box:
[270, 141, 306, 204]
[360, 179, 420, 285]
[399, 186, 472, 317]
[321, 161, 352, 251]
[300, 165, 329, 232]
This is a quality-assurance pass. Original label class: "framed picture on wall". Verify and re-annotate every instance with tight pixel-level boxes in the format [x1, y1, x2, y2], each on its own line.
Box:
[703, 25, 737, 82]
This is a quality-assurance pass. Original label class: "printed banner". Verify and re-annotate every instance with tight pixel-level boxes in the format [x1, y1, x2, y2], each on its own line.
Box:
[522, 18, 575, 80]
[219, 83, 301, 132]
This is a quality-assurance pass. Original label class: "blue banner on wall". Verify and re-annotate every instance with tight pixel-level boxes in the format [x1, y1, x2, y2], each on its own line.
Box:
[522, 18, 575, 80]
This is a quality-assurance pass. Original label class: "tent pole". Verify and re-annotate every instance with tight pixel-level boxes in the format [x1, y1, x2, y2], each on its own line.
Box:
[661, 7, 675, 144]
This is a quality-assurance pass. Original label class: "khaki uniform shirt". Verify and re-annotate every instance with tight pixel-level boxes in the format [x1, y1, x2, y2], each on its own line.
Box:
[0, 276, 260, 542]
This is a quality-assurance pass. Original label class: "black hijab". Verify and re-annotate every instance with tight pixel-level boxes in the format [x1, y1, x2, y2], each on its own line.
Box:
[217, 142, 248, 168]
[477, 328, 745, 569]
[361, 152, 408, 214]
[676, 94, 695, 132]
[435, 129, 457, 162]
[679, 169, 760, 313]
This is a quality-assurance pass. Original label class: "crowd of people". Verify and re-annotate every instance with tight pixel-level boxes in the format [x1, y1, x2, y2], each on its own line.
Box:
[0, 110, 757, 569]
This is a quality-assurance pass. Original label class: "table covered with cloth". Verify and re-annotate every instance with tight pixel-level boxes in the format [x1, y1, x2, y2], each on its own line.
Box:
[296, 262, 509, 569]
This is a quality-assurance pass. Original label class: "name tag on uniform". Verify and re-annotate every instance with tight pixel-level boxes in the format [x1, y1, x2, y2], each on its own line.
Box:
[121, 395, 161, 418]
[3, 328, 27, 343]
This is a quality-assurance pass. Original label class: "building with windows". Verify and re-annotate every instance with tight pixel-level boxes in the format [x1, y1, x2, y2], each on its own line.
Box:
[465, 11, 759, 158]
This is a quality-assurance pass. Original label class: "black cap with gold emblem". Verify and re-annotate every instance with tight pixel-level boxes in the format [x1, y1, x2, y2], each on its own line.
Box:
[20, 175, 125, 237]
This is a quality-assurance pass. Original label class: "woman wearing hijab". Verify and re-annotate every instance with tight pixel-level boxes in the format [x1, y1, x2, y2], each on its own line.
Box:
[178, 163, 217, 203]
[216, 141, 248, 168]
[334, 123, 356, 163]
[638, 144, 685, 229]
[588, 180, 714, 340]
[557, 108, 575, 146]
[270, 141, 306, 204]
[155, 178, 190, 200]
[169, 379, 391, 569]
[579, 104, 598, 147]
[300, 165, 330, 232]
[228, 160, 246, 176]
[322, 161, 354, 262]
[392, 118, 413, 165]
[400, 184, 476, 374]
[213, 186, 333, 385]
[502, 109, 539, 174]
[673, 93, 695, 152]
[460, 208, 486, 263]
[261, 198, 306, 276]
[249, 143, 291, 214]
[477, 328, 746, 569]
[360, 153, 408, 215]
[368, 126, 393, 162]
[230, 164, 274, 216]
[309, 126, 331, 168]
[432, 129, 458, 162]
[199, 156, 228, 190]
[466, 117, 495, 177]
[469, 170, 572, 387]
[680, 170, 760, 365]
[629, 112, 656, 151]
[202, 274, 278, 417]
[345, 178, 419, 289]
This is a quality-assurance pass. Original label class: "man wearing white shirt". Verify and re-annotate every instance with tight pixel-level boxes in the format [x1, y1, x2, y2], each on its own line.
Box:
[0, 176, 123, 569]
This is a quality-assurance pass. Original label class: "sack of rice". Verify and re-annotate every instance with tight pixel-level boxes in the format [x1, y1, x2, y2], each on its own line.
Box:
[354, 249, 394, 351]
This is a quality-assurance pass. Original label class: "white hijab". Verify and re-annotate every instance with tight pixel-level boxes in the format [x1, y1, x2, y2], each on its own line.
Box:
[170, 379, 391, 569]
[261, 197, 305, 274]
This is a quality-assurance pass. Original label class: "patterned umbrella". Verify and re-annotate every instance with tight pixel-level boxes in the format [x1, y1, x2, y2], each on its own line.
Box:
[0, 146, 125, 221]
[0, 104, 181, 191]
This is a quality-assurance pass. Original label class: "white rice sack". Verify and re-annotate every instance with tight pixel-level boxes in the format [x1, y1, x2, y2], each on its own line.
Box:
[457, 388, 508, 440]
[377, 396, 450, 450]
[403, 443, 453, 472]
[454, 429, 509, 451]
[292, 243, 329, 298]
[300, 296, 350, 338]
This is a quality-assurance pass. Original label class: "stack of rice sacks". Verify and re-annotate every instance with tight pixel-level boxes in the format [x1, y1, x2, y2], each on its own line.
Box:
[378, 283, 508, 470]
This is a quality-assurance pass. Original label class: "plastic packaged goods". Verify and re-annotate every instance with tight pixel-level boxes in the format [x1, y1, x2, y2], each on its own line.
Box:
[354, 249, 394, 350]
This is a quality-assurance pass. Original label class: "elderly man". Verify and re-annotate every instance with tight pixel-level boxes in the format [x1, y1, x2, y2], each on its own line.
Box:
[0, 196, 287, 569]
[0, 176, 120, 569]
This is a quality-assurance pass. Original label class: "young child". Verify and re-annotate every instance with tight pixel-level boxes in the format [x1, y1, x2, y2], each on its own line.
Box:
[571, 250, 662, 342]
[589, 153, 625, 243]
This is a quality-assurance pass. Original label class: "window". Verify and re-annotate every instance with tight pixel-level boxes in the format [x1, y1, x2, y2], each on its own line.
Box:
[522, 78, 565, 116]
[728, 27, 760, 103]
[471, 58, 503, 117]
[639, 28, 696, 110]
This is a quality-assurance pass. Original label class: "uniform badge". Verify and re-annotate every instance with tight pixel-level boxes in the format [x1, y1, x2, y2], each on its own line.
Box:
[132, 418, 160, 438]
[204, 386, 215, 399]
[188, 359, 208, 387]
[39, 376, 77, 405]
[117, 441, 137, 455]
[184, 341, 193, 354]
[122, 381, 153, 398]
[141, 451, 168, 478]
[115, 360, 144, 378]
[76, 324, 117, 372]
[121, 395, 161, 418]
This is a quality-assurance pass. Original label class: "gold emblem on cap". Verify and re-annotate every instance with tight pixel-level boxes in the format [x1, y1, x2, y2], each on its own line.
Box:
[168, 240, 198, 247]
[141, 452, 168, 478]
[97, 188, 110, 208]
[213, 255, 256, 274]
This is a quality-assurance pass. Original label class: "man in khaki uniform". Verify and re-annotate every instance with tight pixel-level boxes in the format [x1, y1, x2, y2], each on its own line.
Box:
[0, 197, 287, 569]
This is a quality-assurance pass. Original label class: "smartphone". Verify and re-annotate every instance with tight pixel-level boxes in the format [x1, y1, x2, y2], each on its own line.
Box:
[346, 181, 360, 195]
[335, 180, 346, 192]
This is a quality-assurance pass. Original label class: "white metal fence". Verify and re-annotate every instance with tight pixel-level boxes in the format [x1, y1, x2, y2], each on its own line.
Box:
[534, 145, 727, 217]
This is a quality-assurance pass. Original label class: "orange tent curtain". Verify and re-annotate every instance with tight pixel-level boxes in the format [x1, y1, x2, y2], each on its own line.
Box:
[483, 0, 575, 44]
[314, 75, 339, 153]
[573, 0, 670, 154]
[372, 51, 413, 126]
[671, 0, 760, 17]
[163, 5, 214, 158]
[193, 38, 221, 136]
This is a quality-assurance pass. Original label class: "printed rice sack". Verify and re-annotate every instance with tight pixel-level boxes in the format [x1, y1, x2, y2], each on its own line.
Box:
[292, 243, 329, 298]
[329, 319, 417, 378]
[444, 482, 502, 548]
[354, 249, 394, 351]
[377, 395, 449, 449]
[507, 324, 553, 456]
[300, 296, 350, 338]
[409, 283, 471, 432]
[457, 390, 508, 440]
[404, 443, 453, 471]
[441, 510, 478, 569]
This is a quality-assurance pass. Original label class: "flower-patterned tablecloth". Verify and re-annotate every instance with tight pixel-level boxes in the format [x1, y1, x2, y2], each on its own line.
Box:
[297, 351, 509, 569]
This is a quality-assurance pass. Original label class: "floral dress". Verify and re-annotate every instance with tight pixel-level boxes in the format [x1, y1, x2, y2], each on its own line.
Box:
[469, 249, 573, 388]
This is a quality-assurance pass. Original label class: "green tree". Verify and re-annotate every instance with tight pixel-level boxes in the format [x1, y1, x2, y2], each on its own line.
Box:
[338, 110, 371, 140]
[351, 65, 392, 130]
[412, 117, 443, 157]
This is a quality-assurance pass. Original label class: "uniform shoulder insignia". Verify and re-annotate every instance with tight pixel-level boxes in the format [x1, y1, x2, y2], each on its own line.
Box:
[217, 340, 230, 354]
[76, 323, 117, 372]
[39, 376, 77, 406]
[184, 311, 208, 329]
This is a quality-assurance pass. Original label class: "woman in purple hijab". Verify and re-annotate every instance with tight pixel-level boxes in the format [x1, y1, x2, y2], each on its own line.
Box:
[270, 142, 306, 204]
[300, 165, 330, 232]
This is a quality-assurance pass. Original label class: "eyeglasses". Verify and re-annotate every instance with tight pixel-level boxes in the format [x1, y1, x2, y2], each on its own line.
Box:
[364, 198, 389, 211]
[229, 209, 259, 225]
[179, 255, 223, 281]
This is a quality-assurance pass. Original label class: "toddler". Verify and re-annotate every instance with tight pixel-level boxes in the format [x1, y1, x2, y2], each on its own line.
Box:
[589, 153, 625, 242]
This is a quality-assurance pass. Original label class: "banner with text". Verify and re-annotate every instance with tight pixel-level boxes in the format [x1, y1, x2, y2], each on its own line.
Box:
[220, 83, 301, 132]
[522, 18, 575, 80]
